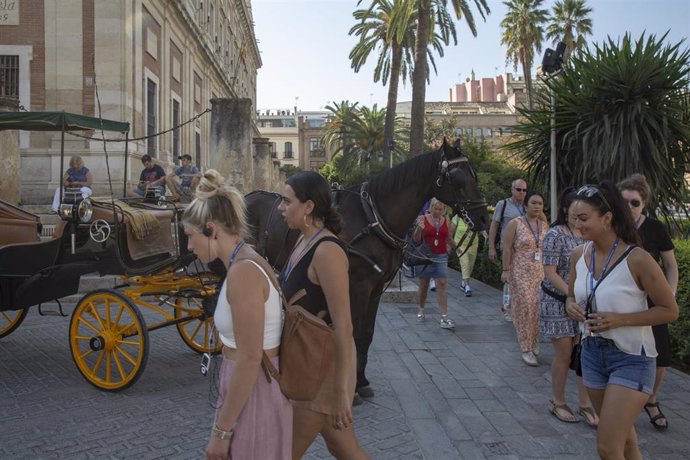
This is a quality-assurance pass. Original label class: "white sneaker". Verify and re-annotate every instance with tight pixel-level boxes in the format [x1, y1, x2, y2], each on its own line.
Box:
[464, 284, 472, 297]
[430, 279, 437, 291]
[440, 316, 455, 329]
[522, 352, 538, 367]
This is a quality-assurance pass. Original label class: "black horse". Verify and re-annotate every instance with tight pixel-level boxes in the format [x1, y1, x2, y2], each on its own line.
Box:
[245, 139, 489, 396]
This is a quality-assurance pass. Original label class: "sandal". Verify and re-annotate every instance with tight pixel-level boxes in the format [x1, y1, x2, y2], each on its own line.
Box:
[548, 400, 579, 423]
[578, 406, 599, 427]
[644, 401, 669, 430]
[417, 311, 425, 322]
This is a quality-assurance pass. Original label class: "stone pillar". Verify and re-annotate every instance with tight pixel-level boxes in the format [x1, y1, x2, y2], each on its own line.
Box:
[0, 97, 20, 204]
[252, 136, 271, 191]
[209, 98, 253, 192]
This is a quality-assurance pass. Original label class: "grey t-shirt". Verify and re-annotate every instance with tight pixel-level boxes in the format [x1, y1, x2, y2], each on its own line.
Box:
[493, 198, 525, 247]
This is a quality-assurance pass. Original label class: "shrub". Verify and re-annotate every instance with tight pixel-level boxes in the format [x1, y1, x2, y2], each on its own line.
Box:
[670, 239, 690, 369]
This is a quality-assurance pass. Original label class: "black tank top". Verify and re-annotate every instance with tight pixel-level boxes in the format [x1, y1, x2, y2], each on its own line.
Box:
[279, 236, 344, 325]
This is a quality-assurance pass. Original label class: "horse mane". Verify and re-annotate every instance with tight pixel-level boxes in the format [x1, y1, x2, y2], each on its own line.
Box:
[353, 147, 442, 199]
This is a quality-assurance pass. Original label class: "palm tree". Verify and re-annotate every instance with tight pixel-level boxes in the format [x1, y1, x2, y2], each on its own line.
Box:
[546, 0, 592, 62]
[349, 0, 415, 163]
[500, 0, 548, 110]
[408, 0, 490, 156]
[504, 32, 690, 214]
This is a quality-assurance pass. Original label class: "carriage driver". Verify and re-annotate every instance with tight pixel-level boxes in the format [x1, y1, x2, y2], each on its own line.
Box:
[165, 154, 200, 203]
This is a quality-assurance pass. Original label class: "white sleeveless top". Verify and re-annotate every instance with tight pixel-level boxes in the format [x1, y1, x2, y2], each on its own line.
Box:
[573, 245, 657, 357]
[214, 259, 283, 349]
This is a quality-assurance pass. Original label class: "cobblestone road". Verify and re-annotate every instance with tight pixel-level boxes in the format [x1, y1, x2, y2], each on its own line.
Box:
[2, 272, 689, 459]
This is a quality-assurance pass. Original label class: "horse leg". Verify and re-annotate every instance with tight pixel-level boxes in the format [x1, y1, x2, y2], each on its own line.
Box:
[354, 291, 384, 397]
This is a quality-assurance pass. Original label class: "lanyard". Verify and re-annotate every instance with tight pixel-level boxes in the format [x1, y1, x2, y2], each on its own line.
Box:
[280, 227, 325, 289]
[227, 240, 246, 268]
[588, 238, 620, 297]
[523, 217, 541, 248]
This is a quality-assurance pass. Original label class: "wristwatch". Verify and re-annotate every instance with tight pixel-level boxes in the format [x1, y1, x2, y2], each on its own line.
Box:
[212, 424, 233, 441]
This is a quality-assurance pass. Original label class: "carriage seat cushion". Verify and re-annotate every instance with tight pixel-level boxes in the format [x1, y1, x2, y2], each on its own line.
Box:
[90, 198, 175, 261]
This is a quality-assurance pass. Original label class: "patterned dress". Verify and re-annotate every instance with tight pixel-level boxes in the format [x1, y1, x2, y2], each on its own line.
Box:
[508, 217, 548, 352]
[539, 225, 583, 339]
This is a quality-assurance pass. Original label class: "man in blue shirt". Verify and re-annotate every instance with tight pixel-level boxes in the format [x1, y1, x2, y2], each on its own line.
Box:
[166, 154, 200, 202]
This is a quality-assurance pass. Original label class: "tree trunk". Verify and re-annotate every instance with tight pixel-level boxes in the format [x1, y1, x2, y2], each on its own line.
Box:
[410, 0, 431, 156]
[383, 41, 403, 165]
[521, 50, 533, 110]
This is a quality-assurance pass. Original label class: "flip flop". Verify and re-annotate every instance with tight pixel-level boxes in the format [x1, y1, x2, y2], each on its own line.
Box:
[644, 401, 669, 430]
[578, 406, 599, 427]
[549, 400, 579, 423]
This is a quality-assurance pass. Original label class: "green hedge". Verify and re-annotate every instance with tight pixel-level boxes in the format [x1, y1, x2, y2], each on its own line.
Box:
[670, 239, 690, 369]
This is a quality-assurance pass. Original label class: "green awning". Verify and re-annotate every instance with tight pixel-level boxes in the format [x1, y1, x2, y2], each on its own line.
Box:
[0, 111, 129, 133]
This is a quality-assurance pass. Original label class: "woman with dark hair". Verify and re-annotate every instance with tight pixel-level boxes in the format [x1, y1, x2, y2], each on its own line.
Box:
[566, 181, 678, 459]
[502, 191, 549, 366]
[540, 188, 597, 425]
[182, 170, 292, 459]
[618, 174, 678, 430]
[278, 171, 369, 459]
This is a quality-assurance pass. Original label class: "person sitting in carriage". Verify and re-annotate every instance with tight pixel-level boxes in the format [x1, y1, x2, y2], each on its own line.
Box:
[165, 153, 200, 203]
[51, 155, 93, 213]
[127, 154, 166, 198]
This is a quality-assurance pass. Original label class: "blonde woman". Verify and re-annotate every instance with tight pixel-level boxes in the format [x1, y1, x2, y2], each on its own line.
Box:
[182, 170, 291, 459]
[51, 155, 93, 212]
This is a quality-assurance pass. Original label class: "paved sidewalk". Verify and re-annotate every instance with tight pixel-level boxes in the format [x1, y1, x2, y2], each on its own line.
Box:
[1, 270, 689, 459]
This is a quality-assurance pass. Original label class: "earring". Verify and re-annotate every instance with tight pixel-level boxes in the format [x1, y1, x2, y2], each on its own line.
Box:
[304, 214, 311, 228]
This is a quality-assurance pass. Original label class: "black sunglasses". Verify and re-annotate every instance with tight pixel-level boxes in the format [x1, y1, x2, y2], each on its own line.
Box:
[576, 185, 612, 211]
[513, 187, 527, 192]
[627, 199, 642, 208]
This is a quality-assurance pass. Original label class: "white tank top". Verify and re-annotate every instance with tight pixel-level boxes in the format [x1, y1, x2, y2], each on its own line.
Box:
[214, 259, 282, 349]
[573, 245, 657, 357]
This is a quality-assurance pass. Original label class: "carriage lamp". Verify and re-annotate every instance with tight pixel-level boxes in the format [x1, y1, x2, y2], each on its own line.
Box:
[58, 198, 93, 223]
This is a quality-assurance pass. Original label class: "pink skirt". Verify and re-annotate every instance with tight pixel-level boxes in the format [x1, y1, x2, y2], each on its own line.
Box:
[216, 356, 292, 459]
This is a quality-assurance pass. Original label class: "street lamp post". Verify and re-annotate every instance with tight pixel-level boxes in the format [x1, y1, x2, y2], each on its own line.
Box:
[541, 42, 567, 223]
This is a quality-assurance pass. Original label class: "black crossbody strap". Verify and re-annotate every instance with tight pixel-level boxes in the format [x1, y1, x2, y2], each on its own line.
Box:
[586, 245, 636, 314]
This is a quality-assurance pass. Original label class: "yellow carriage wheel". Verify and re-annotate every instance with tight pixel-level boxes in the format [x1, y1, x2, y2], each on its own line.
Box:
[174, 296, 222, 354]
[69, 289, 149, 391]
[0, 308, 28, 339]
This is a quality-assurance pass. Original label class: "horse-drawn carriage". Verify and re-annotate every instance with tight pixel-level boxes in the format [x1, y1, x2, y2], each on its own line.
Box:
[0, 112, 220, 391]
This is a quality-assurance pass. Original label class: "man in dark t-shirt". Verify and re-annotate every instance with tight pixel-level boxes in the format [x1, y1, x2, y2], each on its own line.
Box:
[127, 154, 167, 197]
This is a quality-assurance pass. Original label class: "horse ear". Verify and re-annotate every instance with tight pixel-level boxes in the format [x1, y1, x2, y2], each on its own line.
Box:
[452, 138, 462, 152]
[441, 137, 449, 148]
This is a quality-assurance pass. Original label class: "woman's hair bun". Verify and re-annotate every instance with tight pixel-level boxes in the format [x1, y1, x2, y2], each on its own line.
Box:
[195, 170, 225, 200]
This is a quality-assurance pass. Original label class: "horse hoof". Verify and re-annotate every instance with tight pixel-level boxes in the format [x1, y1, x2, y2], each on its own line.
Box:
[352, 394, 364, 406]
[357, 386, 375, 398]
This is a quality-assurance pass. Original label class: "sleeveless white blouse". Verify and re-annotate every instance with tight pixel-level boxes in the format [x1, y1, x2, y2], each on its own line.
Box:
[573, 246, 657, 357]
[214, 259, 282, 349]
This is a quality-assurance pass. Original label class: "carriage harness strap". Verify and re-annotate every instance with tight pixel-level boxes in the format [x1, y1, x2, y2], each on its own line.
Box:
[351, 182, 407, 250]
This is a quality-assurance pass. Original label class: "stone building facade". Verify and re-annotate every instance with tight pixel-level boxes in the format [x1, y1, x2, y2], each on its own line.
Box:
[0, 0, 262, 204]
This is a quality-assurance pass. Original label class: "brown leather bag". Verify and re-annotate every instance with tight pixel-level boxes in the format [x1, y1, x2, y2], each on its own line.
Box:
[261, 288, 335, 401]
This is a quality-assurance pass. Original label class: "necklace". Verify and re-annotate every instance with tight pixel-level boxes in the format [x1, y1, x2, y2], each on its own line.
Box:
[281, 227, 325, 289]
[524, 216, 542, 261]
[431, 215, 443, 247]
[227, 240, 246, 268]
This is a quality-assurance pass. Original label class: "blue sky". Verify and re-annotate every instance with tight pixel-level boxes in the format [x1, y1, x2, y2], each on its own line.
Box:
[252, 0, 690, 111]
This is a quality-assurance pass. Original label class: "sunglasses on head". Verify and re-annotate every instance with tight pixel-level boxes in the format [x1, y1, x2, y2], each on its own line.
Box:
[513, 187, 527, 192]
[627, 199, 641, 208]
[576, 185, 612, 211]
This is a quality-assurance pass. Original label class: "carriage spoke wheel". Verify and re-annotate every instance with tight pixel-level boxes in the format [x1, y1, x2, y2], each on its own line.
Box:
[0, 309, 28, 338]
[69, 289, 149, 391]
[174, 297, 221, 354]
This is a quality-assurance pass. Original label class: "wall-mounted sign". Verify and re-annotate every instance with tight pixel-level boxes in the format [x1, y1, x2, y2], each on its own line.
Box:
[0, 1, 19, 26]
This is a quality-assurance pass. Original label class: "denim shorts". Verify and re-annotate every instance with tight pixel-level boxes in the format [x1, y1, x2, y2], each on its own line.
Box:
[416, 254, 448, 279]
[581, 336, 656, 395]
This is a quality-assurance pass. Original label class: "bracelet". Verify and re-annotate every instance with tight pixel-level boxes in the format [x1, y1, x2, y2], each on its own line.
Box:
[212, 424, 234, 441]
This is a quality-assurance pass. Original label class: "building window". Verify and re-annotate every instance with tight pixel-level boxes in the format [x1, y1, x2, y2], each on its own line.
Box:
[465, 128, 473, 136]
[485, 128, 493, 138]
[503, 128, 512, 136]
[476, 128, 483, 138]
[454, 128, 463, 137]
[0, 55, 19, 97]
[309, 137, 320, 152]
[284, 141, 293, 158]
[172, 98, 180, 158]
[269, 142, 277, 158]
[146, 78, 158, 156]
